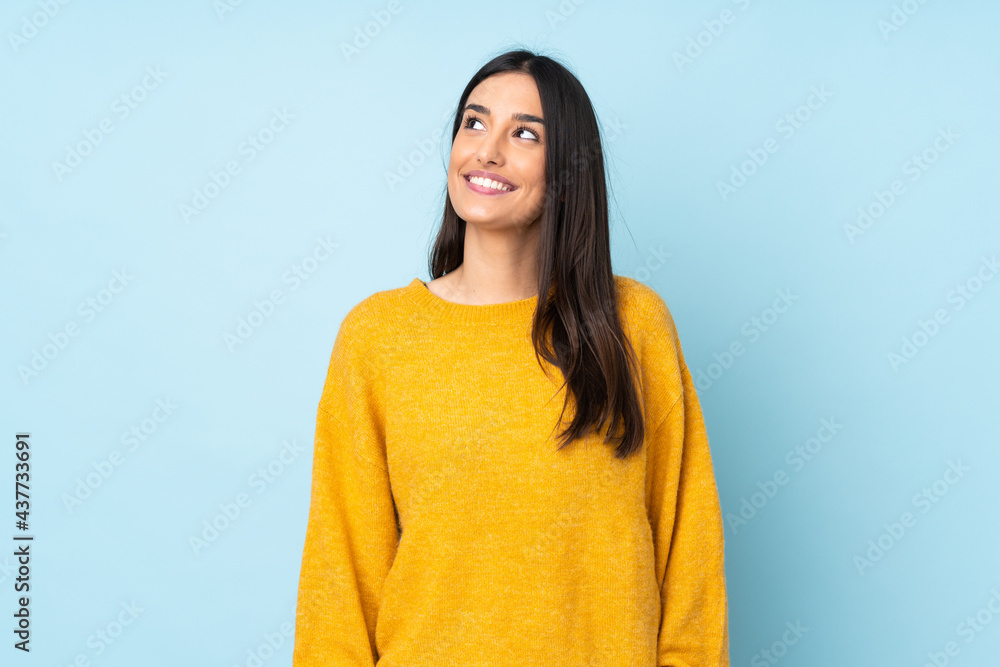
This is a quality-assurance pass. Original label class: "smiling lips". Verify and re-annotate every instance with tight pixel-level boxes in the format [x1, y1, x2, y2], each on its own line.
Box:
[464, 171, 517, 195]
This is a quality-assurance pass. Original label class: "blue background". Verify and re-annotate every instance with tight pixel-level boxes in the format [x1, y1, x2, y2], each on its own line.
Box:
[2, 1, 998, 665]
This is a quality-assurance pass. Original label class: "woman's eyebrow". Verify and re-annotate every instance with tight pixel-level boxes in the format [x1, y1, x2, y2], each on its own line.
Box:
[462, 103, 545, 125]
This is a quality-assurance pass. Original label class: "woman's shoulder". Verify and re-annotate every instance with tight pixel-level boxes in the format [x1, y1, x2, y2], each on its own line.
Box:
[613, 274, 679, 340]
[613, 274, 687, 398]
[331, 279, 419, 347]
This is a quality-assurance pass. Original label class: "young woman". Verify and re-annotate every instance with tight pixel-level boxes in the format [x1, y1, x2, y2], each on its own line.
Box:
[293, 49, 730, 667]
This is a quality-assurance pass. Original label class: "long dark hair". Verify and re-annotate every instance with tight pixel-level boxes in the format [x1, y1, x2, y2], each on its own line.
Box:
[428, 48, 646, 459]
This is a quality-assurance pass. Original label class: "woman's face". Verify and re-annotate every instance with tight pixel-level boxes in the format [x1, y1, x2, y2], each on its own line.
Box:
[447, 71, 546, 231]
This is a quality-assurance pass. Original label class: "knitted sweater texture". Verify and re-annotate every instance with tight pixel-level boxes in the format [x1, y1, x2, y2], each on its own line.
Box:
[292, 275, 729, 666]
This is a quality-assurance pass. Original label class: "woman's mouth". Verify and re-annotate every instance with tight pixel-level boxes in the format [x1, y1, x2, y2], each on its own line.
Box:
[464, 174, 516, 196]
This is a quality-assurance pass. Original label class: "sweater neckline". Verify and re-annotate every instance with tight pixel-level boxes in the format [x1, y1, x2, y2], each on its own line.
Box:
[406, 277, 539, 325]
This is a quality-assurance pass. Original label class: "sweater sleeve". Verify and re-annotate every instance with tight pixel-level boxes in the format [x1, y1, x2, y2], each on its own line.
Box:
[293, 312, 399, 666]
[647, 340, 730, 666]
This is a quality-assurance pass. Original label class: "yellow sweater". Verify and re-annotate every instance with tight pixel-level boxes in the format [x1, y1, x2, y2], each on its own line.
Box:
[293, 275, 729, 666]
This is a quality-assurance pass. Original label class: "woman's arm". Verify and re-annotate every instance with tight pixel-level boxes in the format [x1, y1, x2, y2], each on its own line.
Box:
[293, 314, 398, 666]
[646, 329, 730, 666]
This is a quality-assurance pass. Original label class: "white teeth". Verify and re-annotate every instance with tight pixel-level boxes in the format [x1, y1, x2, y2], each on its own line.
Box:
[468, 175, 512, 191]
